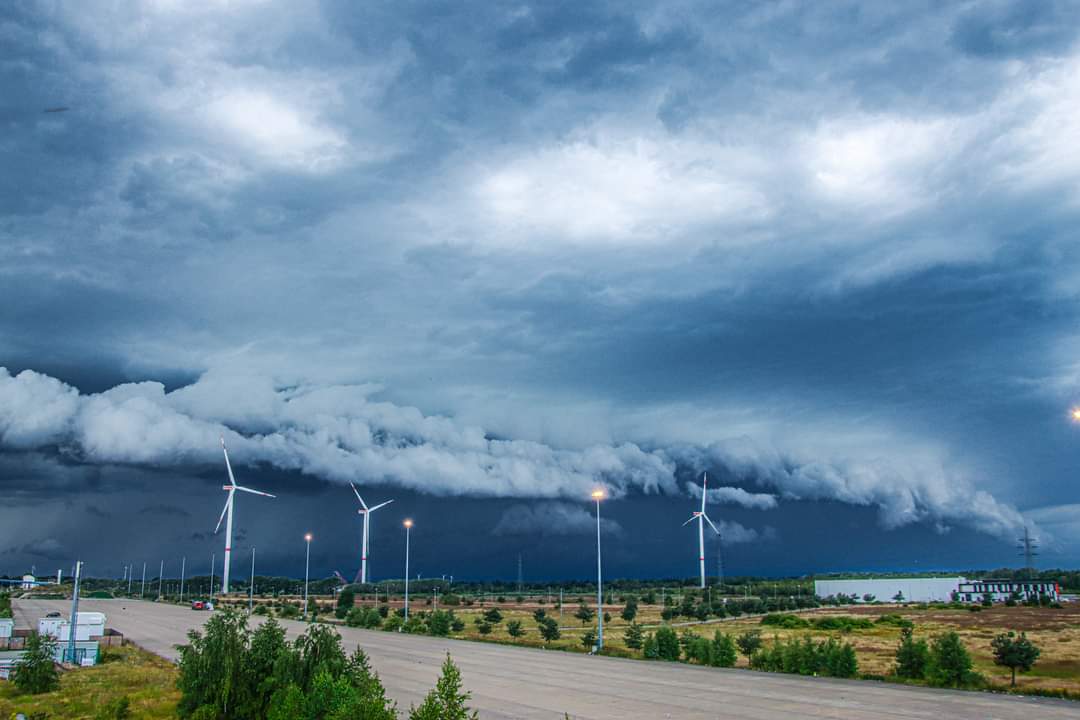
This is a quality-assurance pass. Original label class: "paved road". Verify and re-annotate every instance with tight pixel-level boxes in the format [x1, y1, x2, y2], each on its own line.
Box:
[14, 598, 1080, 719]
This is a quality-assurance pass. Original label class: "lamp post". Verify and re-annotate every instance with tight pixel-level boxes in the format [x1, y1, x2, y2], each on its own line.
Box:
[303, 534, 312, 620]
[403, 519, 413, 622]
[591, 489, 605, 651]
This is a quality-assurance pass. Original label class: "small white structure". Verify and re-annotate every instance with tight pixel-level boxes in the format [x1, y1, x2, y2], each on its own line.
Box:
[815, 577, 965, 603]
[0, 619, 13, 639]
[21, 574, 35, 590]
[39, 612, 106, 642]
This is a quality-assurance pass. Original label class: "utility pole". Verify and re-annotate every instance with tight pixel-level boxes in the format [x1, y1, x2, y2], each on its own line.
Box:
[67, 560, 82, 664]
[1018, 526, 1039, 578]
[249, 547, 256, 613]
[127, 564, 133, 595]
[210, 553, 216, 597]
[158, 560, 164, 600]
[140, 562, 146, 598]
[517, 553, 523, 594]
[180, 557, 186, 603]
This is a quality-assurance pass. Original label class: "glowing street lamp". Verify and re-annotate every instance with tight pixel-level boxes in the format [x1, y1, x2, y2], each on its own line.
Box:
[591, 489, 605, 651]
[403, 519, 413, 622]
[1071, 407, 1080, 423]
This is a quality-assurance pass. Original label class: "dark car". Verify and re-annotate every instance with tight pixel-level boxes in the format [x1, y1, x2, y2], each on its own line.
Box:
[45, 611, 61, 618]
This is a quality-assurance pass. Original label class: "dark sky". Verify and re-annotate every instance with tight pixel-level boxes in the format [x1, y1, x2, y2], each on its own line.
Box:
[3, 1, 1080, 581]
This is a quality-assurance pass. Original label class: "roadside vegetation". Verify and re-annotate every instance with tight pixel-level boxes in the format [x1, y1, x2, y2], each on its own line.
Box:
[0, 591, 12, 618]
[0, 644, 179, 720]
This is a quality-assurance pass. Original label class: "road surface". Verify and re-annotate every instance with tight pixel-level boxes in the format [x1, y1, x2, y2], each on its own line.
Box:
[14, 598, 1080, 719]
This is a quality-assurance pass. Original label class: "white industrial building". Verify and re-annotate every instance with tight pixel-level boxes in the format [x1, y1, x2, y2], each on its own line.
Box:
[0, 619, 12, 640]
[815, 577, 965, 603]
[957, 579, 1060, 603]
[39, 612, 106, 642]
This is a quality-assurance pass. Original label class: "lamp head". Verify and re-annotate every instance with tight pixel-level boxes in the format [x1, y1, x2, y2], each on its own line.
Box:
[304, 533, 312, 542]
[591, 489, 605, 500]
[403, 519, 413, 529]
[1072, 407, 1080, 423]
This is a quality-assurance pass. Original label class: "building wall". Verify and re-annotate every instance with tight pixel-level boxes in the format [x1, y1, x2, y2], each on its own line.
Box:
[957, 580, 1059, 603]
[814, 577, 965, 603]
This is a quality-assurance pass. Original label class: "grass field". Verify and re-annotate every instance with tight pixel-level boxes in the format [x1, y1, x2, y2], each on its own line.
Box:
[0, 645, 179, 719]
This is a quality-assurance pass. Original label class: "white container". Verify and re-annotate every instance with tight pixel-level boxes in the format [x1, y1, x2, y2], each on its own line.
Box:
[0, 619, 13, 639]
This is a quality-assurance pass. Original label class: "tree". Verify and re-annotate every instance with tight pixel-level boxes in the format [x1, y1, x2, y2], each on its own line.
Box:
[712, 631, 737, 668]
[336, 588, 356, 619]
[474, 619, 493, 635]
[507, 620, 524, 638]
[736, 630, 763, 661]
[532, 608, 547, 623]
[624, 622, 644, 650]
[574, 601, 594, 625]
[643, 633, 660, 659]
[482, 608, 502, 624]
[538, 617, 561, 642]
[13, 631, 59, 694]
[928, 632, 975, 688]
[410, 654, 479, 720]
[581, 629, 597, 649]
[654, 626, 681, 662]
[428, 610, 452, 637]
[991, 632, 1041, 686]
[894, 626, 929, 679]
[621, 597, 638, 622]
[892, 591, 905, 603]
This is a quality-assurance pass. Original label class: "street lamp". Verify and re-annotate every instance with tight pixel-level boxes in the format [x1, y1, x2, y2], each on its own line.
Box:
[591, 489, 605, 652]
[1071, 407, 1080, 423]
[303, 533, 312, 620]
[403, 519, 413, 622]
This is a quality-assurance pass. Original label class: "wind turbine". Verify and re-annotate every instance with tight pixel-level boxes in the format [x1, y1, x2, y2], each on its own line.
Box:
[350, 483, 393, 584]
[683, 472, 721, 589]
[215, 437, 275, 594]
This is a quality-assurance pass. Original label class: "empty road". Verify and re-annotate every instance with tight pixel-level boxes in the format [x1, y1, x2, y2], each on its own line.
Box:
[14, 598, 1080, 719]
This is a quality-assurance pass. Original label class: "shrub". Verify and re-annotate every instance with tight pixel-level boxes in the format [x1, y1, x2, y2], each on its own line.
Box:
[894, 626, 929, 679]
[441, 594, 461, 606]
[736, 630, 763, 659]
[377, 604, 390, 618]
[428, 610, 453, 637]
[532, 608, 547, 623]
[482, 608, 502, 624]
[748, 635, 857, 678]
[811, 616, 873, 632]
[574, 601, 594, 625]
[712, 632, 737, 668]
[760, 613, 809, 629]
[581, 629, 597, 649]
[538, 617, 560, 642]
[506, 620, 524, 638]
[685, 635, 713, 665]
[409, 654, 478, 720]
[643, 633, 660, 659]
[927, 631, 977, 688]
[474, 619, 493, 635]
[621, 597, 638, 622]
[874, 614, 913, 629]
[345, 606, 383, 629]
[624, 622, 644, 650]
[382, 614, 404, 632]
[450, 617, 466, 633]
[655, 626, 681, 662]
[13, 631, 59, 694]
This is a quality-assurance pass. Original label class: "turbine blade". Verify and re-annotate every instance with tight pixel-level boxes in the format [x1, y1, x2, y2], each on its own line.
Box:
[221, 437, 238, 486]
[703, 514, 721, 536]
[214, 494, 231, 534]
[234, 486, 275, 498]
[350, 482, 368, 510]
[682, 514, 698, 527]
[701, 472, 707, 513]
[368, 500, 393, 512]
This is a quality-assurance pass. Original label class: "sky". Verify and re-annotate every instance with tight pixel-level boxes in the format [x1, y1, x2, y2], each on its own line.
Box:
[3, 0, 1080, 582]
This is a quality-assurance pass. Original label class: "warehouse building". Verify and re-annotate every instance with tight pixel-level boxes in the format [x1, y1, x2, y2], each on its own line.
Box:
[814, 577, 965, 603]
[957, 579, 1059, 603]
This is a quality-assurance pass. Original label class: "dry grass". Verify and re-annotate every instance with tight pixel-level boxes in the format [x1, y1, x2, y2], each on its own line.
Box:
[0, 644, 179, 719]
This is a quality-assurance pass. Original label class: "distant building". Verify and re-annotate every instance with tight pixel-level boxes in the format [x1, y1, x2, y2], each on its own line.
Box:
[957, 579, 1059, 603]
[39, 612, 106, 642]
[815, 577, 964, 603]
[20, 574, 35, 590]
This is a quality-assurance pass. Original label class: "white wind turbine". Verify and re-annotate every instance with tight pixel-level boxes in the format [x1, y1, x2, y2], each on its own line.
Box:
[683, 472, 721, 589]
[215, 437, 275, 594]
[350, 483, 393, 584]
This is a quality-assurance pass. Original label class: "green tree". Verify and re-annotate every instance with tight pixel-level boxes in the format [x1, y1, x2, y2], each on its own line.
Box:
[642, 633, 660, 659]
[13, 631, 59, 694]
[654, 626, 681, 662]
[177, 611, 252, 717]
[336, 588, 356, 619]
[574, 601, 594, 625]
[482, 608, 502, 624]
[894, 626, 929, 679]
[928, 632, 975, 688]
[506, 620, 524, 638]
[410, 654, 479, 720]
[736, 630, 762, 661]
[581, 629, 597, 649]
[991, 631, 1041, 686]
[532, 608, 547, 623]
[538, 617, 560, 642]
[428, 610, 452, 637]
[623, 622, 644, 650]
[621, 597, 638, 622]
[474, 619, 493, 635]
[711, 632, 737, 668]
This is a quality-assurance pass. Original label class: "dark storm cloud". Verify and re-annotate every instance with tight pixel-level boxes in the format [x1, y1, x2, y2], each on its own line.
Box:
[2, 0, 1080, 575]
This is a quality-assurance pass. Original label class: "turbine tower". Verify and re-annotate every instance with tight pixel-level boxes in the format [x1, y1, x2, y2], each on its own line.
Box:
[215, 438, 275, 594]
[351, 483, 393, 584]
[683, 472, 721, 589]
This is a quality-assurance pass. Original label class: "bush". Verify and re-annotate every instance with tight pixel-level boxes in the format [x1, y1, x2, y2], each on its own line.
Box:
[474, 619, 493, 635]
[875, 614, 914, 629]
[482, 608, 502, 624]
[377, 604, 390, 618]
[654, 626, 681, 662]
[927, 631, 977, 688]
[621, 597, 638, 622]
[441, 594, 462, 606]
[749, 635, 857, 678]
[428, 610, 453, 637]
[712, 632, 737, 668]
[643, 633, 660, 659]
[624, 622, 644, 650]
[532, 608, 547, 623]
[538, 617, 560, 642]
[450, 617, 466, 633]
[894, 626, 929, 679]
[409, 654, 478, 720]
[13, 631, 59, 694]
[736, 630, 762, 659]
[760, 613, 809, 629]
[345, 606, 383, 629]
[581, 629, 597, 649]
[382, 614, 404, 633]
[574, 601, 594, 625]
[506, 620, 524, 638]
[811, 616, 873, 632]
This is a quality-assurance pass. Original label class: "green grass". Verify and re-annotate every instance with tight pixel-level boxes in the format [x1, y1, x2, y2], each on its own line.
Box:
[0, 593, 11, 619]
[0, 645, 179, 719]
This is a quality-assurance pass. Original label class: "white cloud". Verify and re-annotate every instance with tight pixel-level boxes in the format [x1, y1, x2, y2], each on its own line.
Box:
[685, 481, 778, 510]
[492, 502, 623, 537]
[716, 520, 775, 545]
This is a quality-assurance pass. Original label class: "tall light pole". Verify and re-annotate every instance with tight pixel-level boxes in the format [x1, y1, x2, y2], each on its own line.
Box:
[591, 489, 605, 651]
[158, 560, 164, 600]
[303, 534, 313, 620]
[249, 547, 256, 613]
[180, 557, 186, 603]
[403, 519, 413, 622]
[67, 560, 82, 664]
[140, 562, 146, 598]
